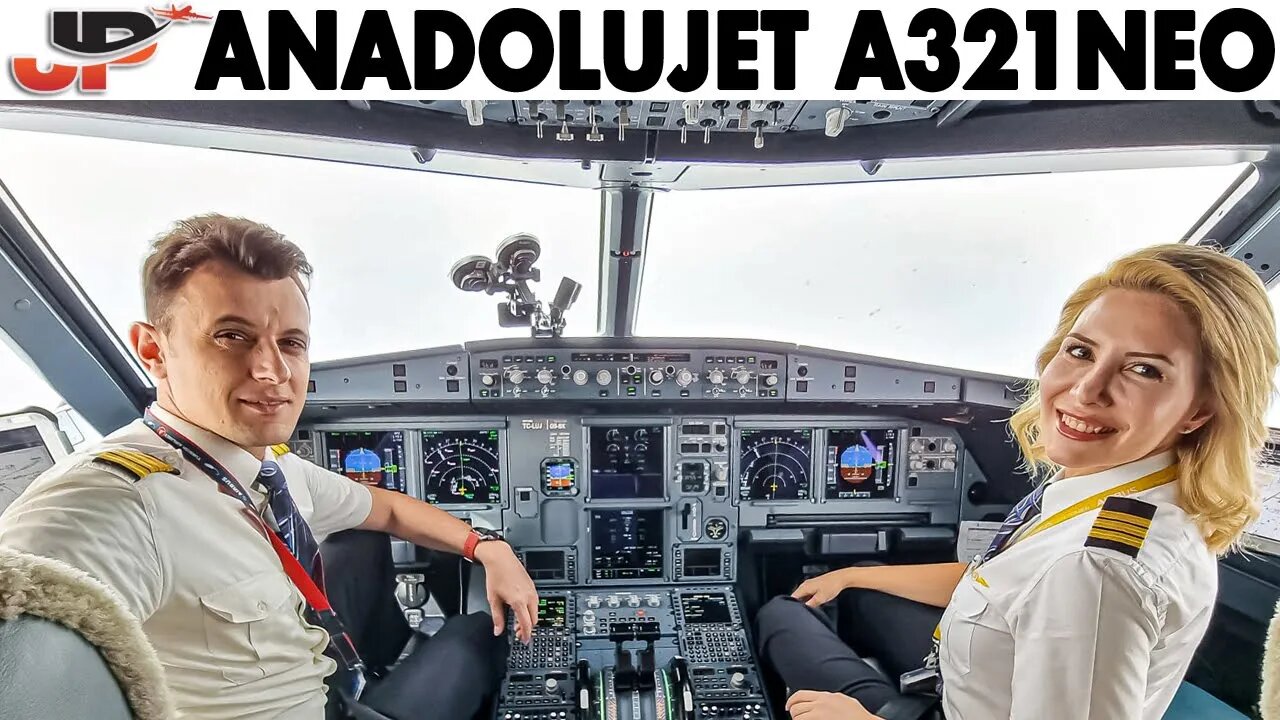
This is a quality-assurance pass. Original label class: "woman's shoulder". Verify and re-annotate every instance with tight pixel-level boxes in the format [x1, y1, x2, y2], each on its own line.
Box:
[1076, 491, 1216, 589]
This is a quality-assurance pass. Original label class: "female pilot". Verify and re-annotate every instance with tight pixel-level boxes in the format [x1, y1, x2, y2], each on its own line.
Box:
[755, 243, 1279, 719]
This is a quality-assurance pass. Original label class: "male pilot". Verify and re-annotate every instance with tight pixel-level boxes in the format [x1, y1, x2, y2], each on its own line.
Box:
[0, 214, 537, 719]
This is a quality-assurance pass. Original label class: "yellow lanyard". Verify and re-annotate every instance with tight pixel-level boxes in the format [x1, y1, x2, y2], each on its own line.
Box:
[1010, 464, 1178, 549]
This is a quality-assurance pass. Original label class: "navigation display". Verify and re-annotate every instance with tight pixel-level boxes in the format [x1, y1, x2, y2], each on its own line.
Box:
[739, 428, 812, 501]
[323, 430, 407, 493]
[680, 592, 733, 624]
[590, 509, 664, 580]
[0, 426, 55, 513]
[824, 428, 898, 500]
[421, 429, 502, 504]
[589, 425, 665, 499]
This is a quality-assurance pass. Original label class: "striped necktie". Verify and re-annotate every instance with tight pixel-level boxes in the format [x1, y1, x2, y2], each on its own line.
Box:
[255, 459, 324, 588]
[980, 482, 1047, 563]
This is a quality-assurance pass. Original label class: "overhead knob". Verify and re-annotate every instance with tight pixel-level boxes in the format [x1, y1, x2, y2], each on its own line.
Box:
[676, 369, 694, 387]
[729, 672, 746, 689]
[480, 374, 497, 387]
[763, 374, 779, 387]
[734, 370, 752, 385]
[507, 369, 526, 384]
[596, 369, 613, 386]
[537, 368, 554, 384]
[649, 369, 664, 384]
[708, 369, 725, 385]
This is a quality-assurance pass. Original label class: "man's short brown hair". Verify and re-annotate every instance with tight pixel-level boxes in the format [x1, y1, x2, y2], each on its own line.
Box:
[142, 213, 313, 331]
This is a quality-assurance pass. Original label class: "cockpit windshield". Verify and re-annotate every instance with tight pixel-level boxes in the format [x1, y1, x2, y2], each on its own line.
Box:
[0, 128, 602, 364]
[2, 127, 1277, 422]
[636, 164, 1250, 378]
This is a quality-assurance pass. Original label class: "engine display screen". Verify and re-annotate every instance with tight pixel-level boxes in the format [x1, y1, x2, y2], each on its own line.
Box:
[323, 430, 407, 493]
[824, 429, 898, 500]
[590, 509, 664, 580]
[589, 426, 665, 499]
[421, 429, 502, 505]
[536, 596, 568, 629]
[680, 592, 733, 624]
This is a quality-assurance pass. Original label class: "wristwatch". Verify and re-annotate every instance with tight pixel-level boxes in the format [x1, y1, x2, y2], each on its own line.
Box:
[462, 527, 506, 563]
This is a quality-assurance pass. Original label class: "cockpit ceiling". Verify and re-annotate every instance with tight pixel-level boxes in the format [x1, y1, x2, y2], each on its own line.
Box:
[2, 100, 1279, 172]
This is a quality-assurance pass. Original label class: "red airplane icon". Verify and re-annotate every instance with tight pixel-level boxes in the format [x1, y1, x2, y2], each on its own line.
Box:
[150, 4, 212, 21]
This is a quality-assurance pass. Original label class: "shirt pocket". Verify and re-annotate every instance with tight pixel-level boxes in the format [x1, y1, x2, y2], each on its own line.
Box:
[942, 579, 992, 678]
[199, 571, 295, 685]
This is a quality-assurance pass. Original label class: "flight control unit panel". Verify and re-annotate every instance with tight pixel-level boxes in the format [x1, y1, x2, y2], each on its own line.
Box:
[293, 341, 1007, 719]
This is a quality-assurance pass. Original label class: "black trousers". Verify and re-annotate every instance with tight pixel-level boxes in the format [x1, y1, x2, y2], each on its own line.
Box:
[320, 530, 508, 720]
[754, 590, 943, 714]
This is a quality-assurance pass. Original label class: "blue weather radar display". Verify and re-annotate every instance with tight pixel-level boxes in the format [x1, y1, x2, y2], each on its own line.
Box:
[323, 430, 407, 493]
[825, 429, 897, 499]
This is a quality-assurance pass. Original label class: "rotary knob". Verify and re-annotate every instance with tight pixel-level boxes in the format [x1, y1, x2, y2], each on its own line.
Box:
[537, 368, 554, 384]
[606, 595, 621, 608]
[507, 369, 526, 385]
[627, 595, 640, 608]
[646, 595, 661, 607]
[733, 369, 752, 385]
[676, 368, 694, 387]
[545, 677, 560, 693]
[586, 596, 601, 609]
[708, 369, 725, 385]
[573, 369, 589, 386]
[763, 374, 779, 387]
[596, 369, 613, 386]
[729, 672, 746, 689]
[649, 369, 664, 384]
[480, 374, 497, 387]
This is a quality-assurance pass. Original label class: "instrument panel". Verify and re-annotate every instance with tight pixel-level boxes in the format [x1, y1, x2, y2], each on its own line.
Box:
[298, 413, 968, 585]
[297, 342, 1004, 720]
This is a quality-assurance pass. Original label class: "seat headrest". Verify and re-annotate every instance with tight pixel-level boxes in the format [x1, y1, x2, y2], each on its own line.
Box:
[0, 546, 174, 719]
[1265, 596, 1280, 719]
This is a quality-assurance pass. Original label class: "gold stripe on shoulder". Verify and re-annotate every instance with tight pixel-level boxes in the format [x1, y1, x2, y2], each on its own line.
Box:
[271, 443, 290, 456]
[93, 450, 176, 480]
[1085, 495, 1156, 559]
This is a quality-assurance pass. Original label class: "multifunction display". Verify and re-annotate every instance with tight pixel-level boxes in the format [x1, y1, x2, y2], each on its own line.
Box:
[589, 425, 665, 499]
[824, 428, 898, 500]
[739, 428, 813, 501]
[323, 430, 407, 493]
[590, 509, 664, 580]
[420, 429, 502, 504]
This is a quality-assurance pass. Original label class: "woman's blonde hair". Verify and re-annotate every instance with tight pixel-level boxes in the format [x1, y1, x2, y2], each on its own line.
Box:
[1009, 243, 1279, 554]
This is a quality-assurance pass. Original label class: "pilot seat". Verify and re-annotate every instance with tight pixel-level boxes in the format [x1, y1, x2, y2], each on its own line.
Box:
[0, 545, 174, 720]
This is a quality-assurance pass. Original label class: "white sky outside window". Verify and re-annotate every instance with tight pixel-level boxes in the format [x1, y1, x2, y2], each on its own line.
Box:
[0, 128, 601, 364]
[0, 331, 101, 447]
[638, 164, 1249, 381]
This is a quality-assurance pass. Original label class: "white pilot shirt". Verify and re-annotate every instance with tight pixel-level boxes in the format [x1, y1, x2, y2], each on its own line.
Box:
[938, 451, 1218, 719]
[0, 404, 373, 720]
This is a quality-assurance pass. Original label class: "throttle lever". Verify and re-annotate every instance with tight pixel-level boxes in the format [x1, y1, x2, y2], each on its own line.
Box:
[638, 642, 656, 690]
[576, 659, 592, 713]
[668, 656, 695, 720]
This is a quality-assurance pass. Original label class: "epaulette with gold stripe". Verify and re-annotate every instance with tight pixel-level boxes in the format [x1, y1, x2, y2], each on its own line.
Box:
[92, 450, 178, 480]
[270, 443, 290, 456]
[1085, 496, 1156, 559]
